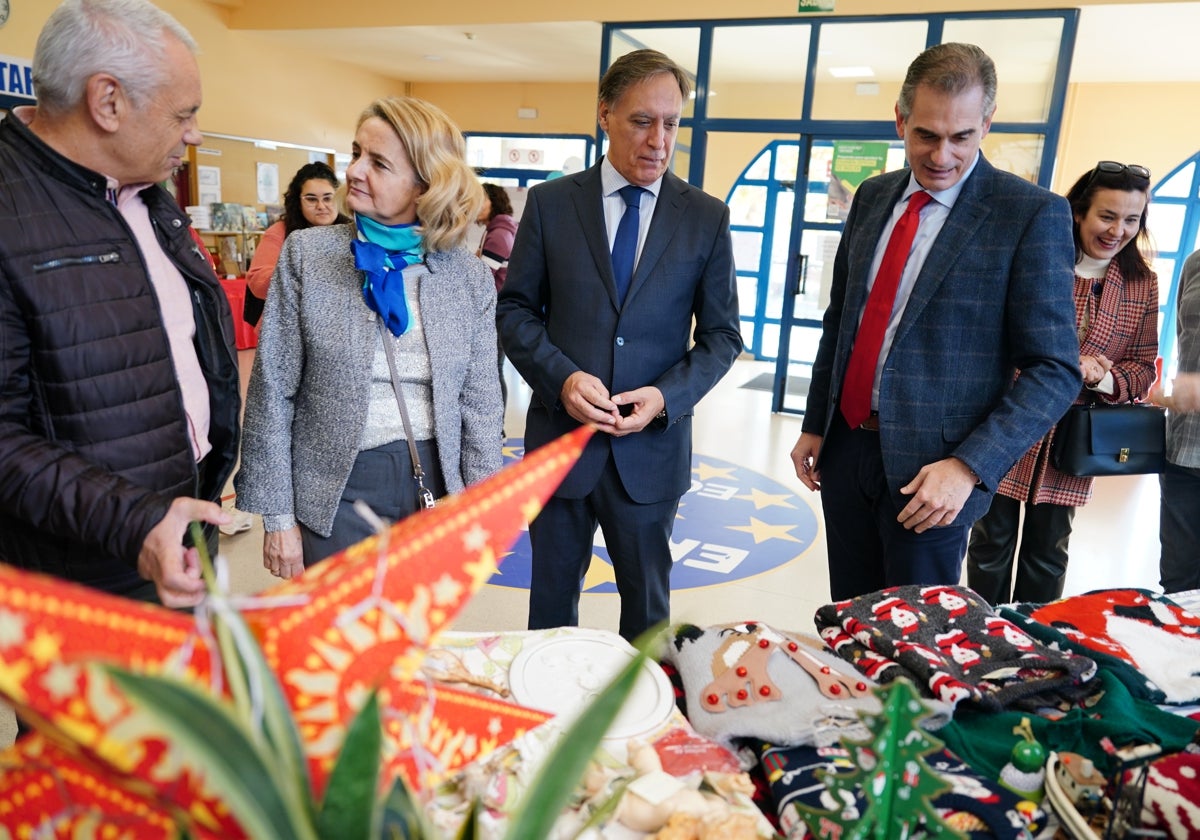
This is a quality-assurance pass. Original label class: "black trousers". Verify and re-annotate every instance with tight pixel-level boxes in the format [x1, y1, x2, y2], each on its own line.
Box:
[1159, 461, 1200, 593]
[526, 454, 679, 642]
[818, 414, 970, 601]
[300, 439, 445, 566]
[966, 493, 1075, 605]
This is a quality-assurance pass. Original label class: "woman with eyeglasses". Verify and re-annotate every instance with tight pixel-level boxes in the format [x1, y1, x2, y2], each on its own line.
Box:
[235, 97, 504, 577]
[967, 161, 1159, 605]
[244, 161, 350, 326]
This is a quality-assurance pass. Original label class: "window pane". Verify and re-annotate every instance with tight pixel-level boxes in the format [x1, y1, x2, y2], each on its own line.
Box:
[737, 275, 758, 319]
[811, 21, 928, 120]
[709, 25, 810, 119]
[1156, 163, 1195, 198]
[608, 28, 699, 119]
[672, 125, 692, 181]
[465, 136, 589, 172]
[773, 144, 800, 182]
[732, 229, 764, 273]
[1153, 202, 1187, 253]
[1154, 258, 1176, 305]
[981, 133, 1044, 182]
[943, 17, 1064, 122]
[729, 186, 767, 227]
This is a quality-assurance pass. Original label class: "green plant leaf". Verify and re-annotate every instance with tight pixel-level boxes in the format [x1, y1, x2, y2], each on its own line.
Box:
[317, 691, 382, 840]
[379, 775, 438, 839]
[503, 628, 663, 840]
[106, 666, 317, 840]
[453, 800, 483, 840]
[189, 521, 316, 824]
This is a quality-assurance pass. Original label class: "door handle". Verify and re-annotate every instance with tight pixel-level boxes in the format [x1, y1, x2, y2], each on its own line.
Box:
[789, 253, 809, 296]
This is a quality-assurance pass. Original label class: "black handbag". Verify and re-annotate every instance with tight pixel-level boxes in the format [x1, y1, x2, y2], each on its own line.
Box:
[1051, 401, 1166, 477]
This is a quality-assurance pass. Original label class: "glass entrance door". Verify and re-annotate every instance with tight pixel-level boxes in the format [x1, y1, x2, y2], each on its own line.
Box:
[771, 136, 906, 414]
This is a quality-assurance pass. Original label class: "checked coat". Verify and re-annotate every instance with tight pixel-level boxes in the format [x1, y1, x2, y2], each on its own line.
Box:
[997, 260, 1159, 506]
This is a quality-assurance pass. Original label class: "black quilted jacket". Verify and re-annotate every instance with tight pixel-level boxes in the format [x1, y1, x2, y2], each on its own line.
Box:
[0, 114, 240, 594]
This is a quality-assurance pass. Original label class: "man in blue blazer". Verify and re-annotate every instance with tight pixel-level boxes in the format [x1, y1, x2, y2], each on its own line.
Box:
[498, 49, 741, 641]
[790, 43, 1081, 601]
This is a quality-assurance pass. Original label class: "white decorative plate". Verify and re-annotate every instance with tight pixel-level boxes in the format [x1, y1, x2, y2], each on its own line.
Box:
[508, 631, 675, 743]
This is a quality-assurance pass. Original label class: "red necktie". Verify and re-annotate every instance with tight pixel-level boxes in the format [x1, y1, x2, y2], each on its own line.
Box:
[840, 190, 932, 429]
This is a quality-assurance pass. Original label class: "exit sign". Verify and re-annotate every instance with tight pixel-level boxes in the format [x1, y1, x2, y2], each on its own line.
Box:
[798, 0, 834, 10]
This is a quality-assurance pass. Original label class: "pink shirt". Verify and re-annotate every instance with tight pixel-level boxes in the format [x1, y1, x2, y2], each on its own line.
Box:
[110, 179, 212, 462]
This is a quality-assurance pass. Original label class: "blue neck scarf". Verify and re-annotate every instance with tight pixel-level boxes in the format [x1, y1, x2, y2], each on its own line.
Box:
[352, 214, 425, 337]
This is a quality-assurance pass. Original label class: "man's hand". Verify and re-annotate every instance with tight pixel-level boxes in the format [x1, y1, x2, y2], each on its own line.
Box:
[560, 371, 620, 428]
[1151, 373, 1200, 414]
[264, 526, 305, 579]
[897, 457, 977, 532]
[790, 433, 823, 492]
[610, 386, 665, 436]
[138, 497, 230, 608]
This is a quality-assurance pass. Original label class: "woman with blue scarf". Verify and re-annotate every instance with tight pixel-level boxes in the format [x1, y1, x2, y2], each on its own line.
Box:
[235, 96, 504, 576]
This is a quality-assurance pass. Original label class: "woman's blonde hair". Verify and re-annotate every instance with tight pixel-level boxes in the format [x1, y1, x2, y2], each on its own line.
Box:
[357, 96, 484, 253]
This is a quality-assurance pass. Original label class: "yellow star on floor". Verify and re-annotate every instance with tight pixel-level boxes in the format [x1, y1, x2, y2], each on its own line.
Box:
[692, 461, 737, 481]
[727, 517, 805, 545]
[582, 555, 616, 591]
[735, 488, 798, 510]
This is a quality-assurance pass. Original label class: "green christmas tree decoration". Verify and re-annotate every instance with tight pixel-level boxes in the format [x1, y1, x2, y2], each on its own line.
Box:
[798, 677, 967, 840]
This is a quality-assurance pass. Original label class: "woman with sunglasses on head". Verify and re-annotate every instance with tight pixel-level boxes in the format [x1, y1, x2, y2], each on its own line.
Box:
[235, 97, 504, 577]
[244, 161, 350, 326]
[966, 161, 1159, 605]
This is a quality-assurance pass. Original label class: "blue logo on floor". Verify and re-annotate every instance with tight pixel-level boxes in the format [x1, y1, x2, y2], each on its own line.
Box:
[490, 440, 819, 591]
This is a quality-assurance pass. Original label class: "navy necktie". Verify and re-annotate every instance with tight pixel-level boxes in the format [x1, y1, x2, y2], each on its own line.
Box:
[611, 185, 646, 303]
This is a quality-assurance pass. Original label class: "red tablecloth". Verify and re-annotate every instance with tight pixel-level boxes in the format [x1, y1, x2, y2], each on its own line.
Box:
[218, 277, 258, 350]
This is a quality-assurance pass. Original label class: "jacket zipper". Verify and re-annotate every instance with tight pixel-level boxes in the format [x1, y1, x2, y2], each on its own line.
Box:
[33, 251, 121, 272]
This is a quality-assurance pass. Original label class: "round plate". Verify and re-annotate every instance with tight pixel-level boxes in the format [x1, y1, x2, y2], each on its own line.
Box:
[508, 632, 675, 742]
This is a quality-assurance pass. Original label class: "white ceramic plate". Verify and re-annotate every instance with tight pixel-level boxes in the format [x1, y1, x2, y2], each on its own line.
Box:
[508, 632, 675, 742]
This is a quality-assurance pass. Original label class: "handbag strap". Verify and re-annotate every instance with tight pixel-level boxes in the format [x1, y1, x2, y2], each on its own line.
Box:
[376, 319, 436, 510]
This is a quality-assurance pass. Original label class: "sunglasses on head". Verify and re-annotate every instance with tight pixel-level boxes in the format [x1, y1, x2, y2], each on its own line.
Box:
[1091, 160, 1151, 181]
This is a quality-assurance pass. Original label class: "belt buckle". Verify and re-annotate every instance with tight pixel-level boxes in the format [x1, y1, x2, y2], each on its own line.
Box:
[859, 412, 881, 431]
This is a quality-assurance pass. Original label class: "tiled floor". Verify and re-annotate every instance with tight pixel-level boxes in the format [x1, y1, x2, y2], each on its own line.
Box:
[219, 350, 1168, 634]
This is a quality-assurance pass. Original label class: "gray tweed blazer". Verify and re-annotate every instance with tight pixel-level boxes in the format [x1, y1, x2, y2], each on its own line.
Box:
[234, 223, 503, 536]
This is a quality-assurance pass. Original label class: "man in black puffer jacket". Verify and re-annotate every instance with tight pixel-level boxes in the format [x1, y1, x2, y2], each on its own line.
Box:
[0, 0, 240, 607]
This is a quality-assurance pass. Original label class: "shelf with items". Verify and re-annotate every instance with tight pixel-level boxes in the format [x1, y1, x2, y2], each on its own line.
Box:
[195, 229, 264, 278]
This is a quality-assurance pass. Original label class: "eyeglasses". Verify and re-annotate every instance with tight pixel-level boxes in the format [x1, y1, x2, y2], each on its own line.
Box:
[1092, 161, 1151, 181]
[301, 194, 337, 207]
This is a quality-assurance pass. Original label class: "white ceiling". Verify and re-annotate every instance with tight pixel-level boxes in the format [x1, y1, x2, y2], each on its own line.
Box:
[249, 4, 1200, 85]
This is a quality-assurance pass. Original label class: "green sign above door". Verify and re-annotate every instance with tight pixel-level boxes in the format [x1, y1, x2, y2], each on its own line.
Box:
[797, 0, 834, 11]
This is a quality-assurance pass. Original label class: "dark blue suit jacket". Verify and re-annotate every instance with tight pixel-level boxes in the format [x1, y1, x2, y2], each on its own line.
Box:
[498, 162, 741, 503]
[802, 156, 1082, 523]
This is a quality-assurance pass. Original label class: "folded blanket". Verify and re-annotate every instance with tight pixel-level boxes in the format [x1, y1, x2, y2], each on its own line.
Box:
[814, 585, 1097, 711]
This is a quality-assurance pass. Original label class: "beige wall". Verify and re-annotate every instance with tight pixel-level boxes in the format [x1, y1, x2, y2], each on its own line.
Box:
[410, 82, 596, 135]
[8, 0, 398, 150]
[1055, 81, 1200, 194]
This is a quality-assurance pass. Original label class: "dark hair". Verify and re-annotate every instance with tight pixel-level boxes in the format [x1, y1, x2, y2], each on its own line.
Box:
[480, 183, 513, 221]
[897, 43, 996, 122]
[282, 161, 348, 234]
[598, 48, 691, 108]
[1064, 165, 1154, 283]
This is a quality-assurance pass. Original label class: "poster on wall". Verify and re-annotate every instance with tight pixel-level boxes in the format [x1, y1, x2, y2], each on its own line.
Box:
[827, 140, 888, 221]
[256, 161, 279, 205]
[197, 164, 221, 206]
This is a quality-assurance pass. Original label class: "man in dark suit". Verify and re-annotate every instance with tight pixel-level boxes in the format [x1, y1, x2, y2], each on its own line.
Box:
[497, 49, 741, 641]
[789, 42, 1081, 601]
